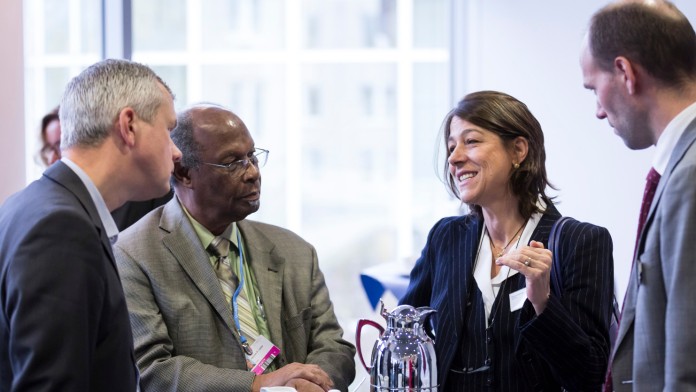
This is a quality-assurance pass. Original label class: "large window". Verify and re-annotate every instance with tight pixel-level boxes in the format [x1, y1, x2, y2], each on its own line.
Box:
[24, 2, 458, 382]
[23, 0, 101, 180]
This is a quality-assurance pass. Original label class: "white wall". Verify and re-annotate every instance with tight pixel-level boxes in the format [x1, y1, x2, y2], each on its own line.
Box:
[0, 0, 25, 204]
[459, 1, 696, 302]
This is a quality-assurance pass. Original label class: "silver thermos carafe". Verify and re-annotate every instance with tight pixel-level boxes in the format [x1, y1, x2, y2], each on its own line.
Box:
[356, 302, 438, 392]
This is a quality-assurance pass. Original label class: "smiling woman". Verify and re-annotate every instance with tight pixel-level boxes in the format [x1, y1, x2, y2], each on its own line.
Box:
[400, 90, 616, 392]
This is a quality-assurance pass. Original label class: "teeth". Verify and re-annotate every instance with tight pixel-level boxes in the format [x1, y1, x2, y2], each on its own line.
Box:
[459, 173, 475, 181]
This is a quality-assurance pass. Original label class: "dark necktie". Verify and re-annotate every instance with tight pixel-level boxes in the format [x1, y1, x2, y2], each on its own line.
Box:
[604, 167, 661, 391]
[635, 168, 661, 248]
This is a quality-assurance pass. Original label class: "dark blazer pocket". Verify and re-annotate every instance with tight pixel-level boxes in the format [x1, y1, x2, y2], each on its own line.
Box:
[282, 307, 312, 361]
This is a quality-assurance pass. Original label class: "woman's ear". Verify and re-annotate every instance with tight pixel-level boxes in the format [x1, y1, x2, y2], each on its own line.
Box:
[512, 136, 529, 166]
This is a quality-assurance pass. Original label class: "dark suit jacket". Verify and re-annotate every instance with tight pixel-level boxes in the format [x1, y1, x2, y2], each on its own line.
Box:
[113, 198, 356, 392]
[401, 204, 614, 391]
[111, 190, 173, 231]
[611, 117, 696, 391]
[0, 162, 138, 392]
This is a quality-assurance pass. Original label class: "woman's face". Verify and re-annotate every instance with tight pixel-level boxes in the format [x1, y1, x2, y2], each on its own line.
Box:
[42, 119, 62, 166]
[447, 116, 518, 208]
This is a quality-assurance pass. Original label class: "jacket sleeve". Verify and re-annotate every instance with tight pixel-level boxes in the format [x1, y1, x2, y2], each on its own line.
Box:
[518, 221, 614, 391]
[656, 162, 696, 391]
[3, 210, 108, 391]
[297, 245, 357, 392]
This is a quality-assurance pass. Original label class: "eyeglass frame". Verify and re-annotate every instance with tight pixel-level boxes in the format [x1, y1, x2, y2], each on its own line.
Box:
[40, 142, 62, 162]
[199, 148, 269, 175]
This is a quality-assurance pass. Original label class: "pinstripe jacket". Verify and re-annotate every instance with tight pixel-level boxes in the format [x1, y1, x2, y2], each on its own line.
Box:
[401, 204, 614, 391]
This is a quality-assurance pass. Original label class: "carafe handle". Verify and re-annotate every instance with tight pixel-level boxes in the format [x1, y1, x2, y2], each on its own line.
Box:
[355, 319, 385, 372]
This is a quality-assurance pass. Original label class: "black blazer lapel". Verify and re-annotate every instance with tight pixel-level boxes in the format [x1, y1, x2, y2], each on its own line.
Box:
[529, 204, 562, 245]
[43, 161, 118, 271]
[435, 215, 482, 386]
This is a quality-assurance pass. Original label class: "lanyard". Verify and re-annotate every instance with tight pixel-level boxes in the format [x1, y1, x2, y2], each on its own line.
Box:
[232, 229, 253, 355]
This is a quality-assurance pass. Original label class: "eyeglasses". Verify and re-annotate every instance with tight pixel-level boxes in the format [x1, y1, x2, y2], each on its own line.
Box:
[40, 142, 61, 160]
[200, 148, 269, 175]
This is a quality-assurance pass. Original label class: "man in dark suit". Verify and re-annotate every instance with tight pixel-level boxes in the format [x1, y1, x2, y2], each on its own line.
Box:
[580, 1, 696, 390]
[0, 59, 182, 391]
[114, 104, 355, 392]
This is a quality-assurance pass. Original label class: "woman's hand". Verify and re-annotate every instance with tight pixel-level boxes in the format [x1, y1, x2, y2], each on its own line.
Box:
[496, 240, 553, 315]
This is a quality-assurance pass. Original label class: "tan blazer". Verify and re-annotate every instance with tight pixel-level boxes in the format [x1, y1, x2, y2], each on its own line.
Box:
[114, 198, 356, 391]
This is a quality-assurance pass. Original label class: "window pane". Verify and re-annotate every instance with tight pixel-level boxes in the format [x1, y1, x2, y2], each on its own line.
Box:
[302, 0, 396, 48]
[132, 0, 187, 51]
[44, 67, 71, 109]
[41, 0, 101, 55]
[412, 62, 458, 254]
[150, 66, 188, 110]
[202, 0, 286, 50]
[201, 64, 288, 227]
[24, 0, 102, 180]
[43, 0, 70, 54]
[413, 0, 448, 48]
[301, 63, 397, 322]
[80, 0, 102, 54]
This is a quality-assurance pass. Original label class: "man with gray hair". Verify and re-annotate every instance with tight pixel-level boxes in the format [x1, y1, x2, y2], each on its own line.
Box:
[0, 58, 182, 391]
[114, 104, 355, 392]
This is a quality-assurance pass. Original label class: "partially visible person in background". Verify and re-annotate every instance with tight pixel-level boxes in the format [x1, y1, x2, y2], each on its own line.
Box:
[38, 106, 61, 166]
[400, 91, 614, 391]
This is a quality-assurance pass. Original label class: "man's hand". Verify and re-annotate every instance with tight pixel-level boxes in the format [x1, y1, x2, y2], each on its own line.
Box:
[251, 363, 334, 392]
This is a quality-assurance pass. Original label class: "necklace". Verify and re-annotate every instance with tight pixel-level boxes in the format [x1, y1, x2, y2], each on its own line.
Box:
[487, 221, 527, 259]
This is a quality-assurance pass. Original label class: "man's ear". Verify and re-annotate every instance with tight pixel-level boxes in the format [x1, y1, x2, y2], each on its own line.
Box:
[172, 162, 193, 189]
[614, 56, 637, 95]
[116, 107, 137, 148]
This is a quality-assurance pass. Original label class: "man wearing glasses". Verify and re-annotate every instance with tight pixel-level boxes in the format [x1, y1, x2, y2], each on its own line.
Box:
[114, 104, 355, 392]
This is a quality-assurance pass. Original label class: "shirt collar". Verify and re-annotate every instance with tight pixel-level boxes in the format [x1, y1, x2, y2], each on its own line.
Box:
[61, 157, 120, 244]
[652, 101, 696, 175]
[179, 198, 238, 252]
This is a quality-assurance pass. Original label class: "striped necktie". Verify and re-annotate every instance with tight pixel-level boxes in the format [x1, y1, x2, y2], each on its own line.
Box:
[208, 236, 259, 347]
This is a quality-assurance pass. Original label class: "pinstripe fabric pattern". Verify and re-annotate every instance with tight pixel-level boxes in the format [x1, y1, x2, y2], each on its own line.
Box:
[400, 204, 614, 391]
